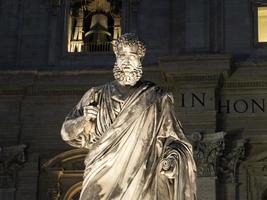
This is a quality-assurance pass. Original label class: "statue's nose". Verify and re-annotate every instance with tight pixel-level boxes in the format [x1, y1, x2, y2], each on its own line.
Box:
[123, 59, 131, 66]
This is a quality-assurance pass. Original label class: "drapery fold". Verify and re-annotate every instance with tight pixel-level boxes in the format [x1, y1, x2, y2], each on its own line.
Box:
[61, 81, 196, 200]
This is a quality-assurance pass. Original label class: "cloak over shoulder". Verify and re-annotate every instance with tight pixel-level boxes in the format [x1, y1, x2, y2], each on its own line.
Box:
[61, 81, 196, 200]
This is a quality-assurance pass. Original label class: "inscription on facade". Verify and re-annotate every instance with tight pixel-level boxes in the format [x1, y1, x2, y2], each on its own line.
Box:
[218, 99, 265, 113]
[178, 92, 265, 113]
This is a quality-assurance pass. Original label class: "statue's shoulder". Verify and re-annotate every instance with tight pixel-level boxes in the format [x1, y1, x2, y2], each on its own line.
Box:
[141, 80, 166, 93]
[142, 80, 175, 103]
[79, 84, 106, 106]
[140, 80, 159, 91]
[140, 80, 171, 101]
[83, 83, 108, 95]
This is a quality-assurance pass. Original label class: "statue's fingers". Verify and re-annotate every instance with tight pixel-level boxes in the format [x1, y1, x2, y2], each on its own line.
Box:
[86, 113, 97, 119]
[85, 109, 98, 116]
[84, 105, 99, 112]
[86, 110, 98, 115]
[90, 107, 99, 112]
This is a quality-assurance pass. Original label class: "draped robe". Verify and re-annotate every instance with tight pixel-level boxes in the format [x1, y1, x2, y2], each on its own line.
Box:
[61, 81, 196, 200]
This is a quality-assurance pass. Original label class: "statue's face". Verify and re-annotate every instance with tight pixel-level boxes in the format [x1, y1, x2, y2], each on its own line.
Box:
[113, 45, 143, 86]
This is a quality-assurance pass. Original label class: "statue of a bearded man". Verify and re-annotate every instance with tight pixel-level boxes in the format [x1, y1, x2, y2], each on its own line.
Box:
[61, 33, 197, 200]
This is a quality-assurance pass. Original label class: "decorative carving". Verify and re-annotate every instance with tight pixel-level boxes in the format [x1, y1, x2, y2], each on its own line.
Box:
[188, 132, 226, 177]
[172, 74, 221, 82]
[218, 139, 247, 183]
[0, 144, 27, 188]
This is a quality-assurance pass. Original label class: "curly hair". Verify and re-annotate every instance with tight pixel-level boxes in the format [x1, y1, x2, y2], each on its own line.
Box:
[112, 33, 146, 58]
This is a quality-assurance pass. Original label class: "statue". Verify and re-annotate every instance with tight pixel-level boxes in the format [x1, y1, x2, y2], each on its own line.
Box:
[61, 33, 197, 200]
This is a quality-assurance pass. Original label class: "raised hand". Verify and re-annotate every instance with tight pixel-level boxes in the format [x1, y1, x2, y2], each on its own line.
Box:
[83, 105, 99, 121]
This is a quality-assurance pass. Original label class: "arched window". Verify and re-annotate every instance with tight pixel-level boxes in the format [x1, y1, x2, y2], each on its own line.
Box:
[67, 0, 122, 53]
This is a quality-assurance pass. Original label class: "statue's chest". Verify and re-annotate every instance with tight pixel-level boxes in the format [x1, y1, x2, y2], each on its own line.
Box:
[110, 86, 134, 116]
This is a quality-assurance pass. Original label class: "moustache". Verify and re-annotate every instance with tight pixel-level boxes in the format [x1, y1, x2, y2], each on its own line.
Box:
[119, 64, 135, 71]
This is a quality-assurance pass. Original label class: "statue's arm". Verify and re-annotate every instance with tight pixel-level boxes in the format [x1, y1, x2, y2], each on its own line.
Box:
[61, 88, 96, 148]
[157, 92, 187, 141]
[157, 93, 195, 177]
[61, 115, 88, 148]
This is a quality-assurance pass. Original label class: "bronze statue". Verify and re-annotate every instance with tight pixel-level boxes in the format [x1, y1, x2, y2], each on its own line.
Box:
[61, 33, 196, 200]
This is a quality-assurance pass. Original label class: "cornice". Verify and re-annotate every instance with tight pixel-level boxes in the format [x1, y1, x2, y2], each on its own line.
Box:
[168, 73, 221, 82]
[224, 81, 267, 89]
[158, 54, 231, 63]
[0, 85, 89, 96]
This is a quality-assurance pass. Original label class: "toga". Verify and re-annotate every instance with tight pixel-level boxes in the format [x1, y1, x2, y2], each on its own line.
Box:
[61, 81, 196, 200]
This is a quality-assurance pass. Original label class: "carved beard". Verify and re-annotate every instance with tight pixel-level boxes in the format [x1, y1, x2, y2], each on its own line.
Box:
[113, 63, 143, 86]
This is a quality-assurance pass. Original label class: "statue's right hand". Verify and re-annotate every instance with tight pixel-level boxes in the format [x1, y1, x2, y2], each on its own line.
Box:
[83, 105, 99, 121]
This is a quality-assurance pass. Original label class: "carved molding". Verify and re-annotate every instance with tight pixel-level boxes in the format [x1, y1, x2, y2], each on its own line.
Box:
[224, 81, 267, 89]
[0, 86, 87, 96]
[235, 60, 267, 68]
[170, 73, 221, 82]
[158, 55, 231, 85]
[158, 54, 231, 63]
[0, 144, 27, 188]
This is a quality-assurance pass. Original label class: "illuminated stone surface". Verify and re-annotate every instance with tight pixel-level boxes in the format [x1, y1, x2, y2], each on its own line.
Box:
[61, 34, 197, 200]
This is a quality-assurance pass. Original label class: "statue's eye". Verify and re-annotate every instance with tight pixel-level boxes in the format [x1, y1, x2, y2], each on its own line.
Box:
[129, 55, 136, 59]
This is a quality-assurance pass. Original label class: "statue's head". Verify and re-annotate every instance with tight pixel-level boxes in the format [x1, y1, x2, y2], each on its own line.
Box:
[112, 33, 146, 86]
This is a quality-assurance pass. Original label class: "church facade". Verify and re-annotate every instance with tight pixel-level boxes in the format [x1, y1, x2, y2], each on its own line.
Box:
[0, 0, 267, 199]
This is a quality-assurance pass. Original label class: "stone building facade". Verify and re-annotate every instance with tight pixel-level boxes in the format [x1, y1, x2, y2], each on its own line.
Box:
[1, 0, 267, 199]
